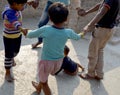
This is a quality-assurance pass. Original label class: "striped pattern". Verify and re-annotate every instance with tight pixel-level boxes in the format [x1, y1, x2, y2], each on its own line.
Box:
[4, 58, 14, 69]
[2, 7, 22, 38]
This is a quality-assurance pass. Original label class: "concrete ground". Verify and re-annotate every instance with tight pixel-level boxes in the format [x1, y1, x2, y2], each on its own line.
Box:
[0, 17, 120, 95]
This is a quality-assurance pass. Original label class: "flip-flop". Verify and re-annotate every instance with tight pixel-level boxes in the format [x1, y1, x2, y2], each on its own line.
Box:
[79, 73, 95, 79]
[95, 76, 103, 80]
[32, 81, 41, 94]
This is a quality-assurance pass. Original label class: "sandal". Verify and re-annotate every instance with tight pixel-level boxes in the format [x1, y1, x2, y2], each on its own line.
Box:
[79, 73, 95, 79]
[95, 76, 103, 80]
[32, 81, 41, 94]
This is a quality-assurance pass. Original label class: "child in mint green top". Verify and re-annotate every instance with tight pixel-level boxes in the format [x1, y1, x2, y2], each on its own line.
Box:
[27, 25, 80, 60]
[26, 2, 83, 95]
[28, 0, 81, 48]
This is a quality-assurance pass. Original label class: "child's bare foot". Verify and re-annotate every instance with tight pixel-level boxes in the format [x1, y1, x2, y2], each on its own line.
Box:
[5, 74, 14, 82]
[32, 81, 41, 94]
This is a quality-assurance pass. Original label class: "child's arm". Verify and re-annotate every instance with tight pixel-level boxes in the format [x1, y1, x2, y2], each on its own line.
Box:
[18, 26, 28, 36]
[26, 28, 43, 38]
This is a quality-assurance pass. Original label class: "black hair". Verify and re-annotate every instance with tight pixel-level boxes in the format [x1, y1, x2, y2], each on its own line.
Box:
[48, 2, 69, 24]
[64, 45, 70, 56]
[7, 0, 27, 5]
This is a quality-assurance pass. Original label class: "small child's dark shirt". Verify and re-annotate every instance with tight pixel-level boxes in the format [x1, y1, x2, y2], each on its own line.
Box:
[62, 56, 77, 73]
[55, 56, 77, 75]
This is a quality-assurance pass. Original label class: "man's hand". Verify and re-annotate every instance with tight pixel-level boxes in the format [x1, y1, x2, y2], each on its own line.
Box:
[27, 0, 39, 9]
[83, 24, 95, 34]
[77, 8, 87, 16]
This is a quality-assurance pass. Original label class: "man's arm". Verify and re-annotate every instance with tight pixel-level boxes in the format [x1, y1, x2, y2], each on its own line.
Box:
[83, 4, 109, 33]
[78, 3, 101, 16]
[85, 3, 101, 15]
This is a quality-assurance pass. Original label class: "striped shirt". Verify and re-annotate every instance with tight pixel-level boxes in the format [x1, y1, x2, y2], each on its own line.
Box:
[2, 5, 22, 38]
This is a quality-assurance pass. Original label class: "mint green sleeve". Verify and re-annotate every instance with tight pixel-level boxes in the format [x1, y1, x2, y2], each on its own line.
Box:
[26, 28, 43, 38]
[68, 29, 81, 40]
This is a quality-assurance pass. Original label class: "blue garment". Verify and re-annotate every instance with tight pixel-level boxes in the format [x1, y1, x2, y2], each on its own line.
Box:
[2, 5, 23, 69]
[2, 5, 22, 38]
[27, 25, 81, 60]
[37, 1, 53, 42]
[55, 56, 78, 74]
[62, 56, 78, 73]
[96, 0, 119, 28]
[38, 0, 70, 42]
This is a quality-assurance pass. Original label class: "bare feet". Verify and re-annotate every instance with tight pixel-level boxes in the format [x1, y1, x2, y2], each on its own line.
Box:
[31, 42, 42, 49]
[32, 81, 41, 94]
[5, 74, 14, 82]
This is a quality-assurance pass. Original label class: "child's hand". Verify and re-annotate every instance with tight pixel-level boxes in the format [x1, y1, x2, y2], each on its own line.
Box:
[20, 28, 28, 36]
[79, 32, 85, 38]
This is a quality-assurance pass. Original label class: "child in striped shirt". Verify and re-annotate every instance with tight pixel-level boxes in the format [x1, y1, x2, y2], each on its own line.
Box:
[2, 0, 28, 82]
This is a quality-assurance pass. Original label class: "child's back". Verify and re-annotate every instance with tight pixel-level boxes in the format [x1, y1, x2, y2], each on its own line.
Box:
[26, 2, 83, 95]
[27, 25, 80, 60]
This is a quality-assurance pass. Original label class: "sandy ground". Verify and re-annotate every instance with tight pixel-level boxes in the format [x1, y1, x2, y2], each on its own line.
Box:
[0, 15, 120, 95]
[0, 0, 120, 94]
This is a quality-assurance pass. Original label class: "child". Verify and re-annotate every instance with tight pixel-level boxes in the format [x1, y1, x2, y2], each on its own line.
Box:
[28, 0, 81, 49]
[55, 45, 84, 75]
[2, 0, 28, 82]
[26, 2, 83, 95]
[78, 0, 119, 80]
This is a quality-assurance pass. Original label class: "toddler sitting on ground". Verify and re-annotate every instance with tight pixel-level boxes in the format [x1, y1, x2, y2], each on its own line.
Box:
[55, 45, 84, 75]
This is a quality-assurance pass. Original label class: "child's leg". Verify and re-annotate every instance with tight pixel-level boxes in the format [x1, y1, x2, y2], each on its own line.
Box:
[5, 69, 14, 82]
[4, 57, 15, 82]
[32, 81, 51, 95]
[32, 81, 41, 94]
[4, 58, 15, 82]
[41, 81, 51, 95]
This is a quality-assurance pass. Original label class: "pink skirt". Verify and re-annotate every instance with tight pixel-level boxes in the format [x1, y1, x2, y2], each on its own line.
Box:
[38, 59, 63, 83]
